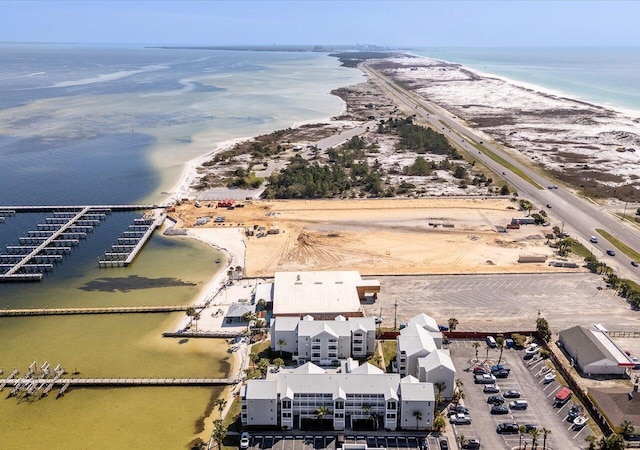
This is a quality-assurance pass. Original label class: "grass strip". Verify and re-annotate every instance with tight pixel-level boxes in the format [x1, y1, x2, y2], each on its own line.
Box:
[596, 229, 640, 261]
[473, 143, 544, 190]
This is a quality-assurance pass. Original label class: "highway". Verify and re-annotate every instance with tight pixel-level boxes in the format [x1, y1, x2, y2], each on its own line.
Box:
[363, 64, 640, 282]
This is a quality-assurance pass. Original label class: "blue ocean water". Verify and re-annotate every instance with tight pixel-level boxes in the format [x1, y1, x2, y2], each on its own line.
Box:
[416, 47, 640, 114]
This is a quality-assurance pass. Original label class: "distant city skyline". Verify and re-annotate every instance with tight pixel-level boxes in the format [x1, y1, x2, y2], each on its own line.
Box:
[2, 0, 639, 47]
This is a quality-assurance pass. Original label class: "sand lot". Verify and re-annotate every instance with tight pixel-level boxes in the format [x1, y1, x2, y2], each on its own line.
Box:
[173, 198, 583, 277]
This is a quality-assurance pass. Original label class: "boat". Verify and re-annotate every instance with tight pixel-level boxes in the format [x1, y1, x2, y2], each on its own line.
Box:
[554, 387, 572, 406]
[573, 415, 588, 428]
[543, 371, 556, 383]
[215, 258, 222, 264]
[525, 344, 539, 356]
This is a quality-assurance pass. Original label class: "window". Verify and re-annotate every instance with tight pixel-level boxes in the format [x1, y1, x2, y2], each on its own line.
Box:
[328, 345, 337, 350]
[312, 353, 320, 358]
[335, 401, 344, 409]
[328, 339, 337, 343]
[335, 412, 344, 418]
[312, 345, 321, 350]
[282, 412, 292, 418]
[354, 347, 363, 352]
[282, 400, 291, 409]
[386, 413, 395, 419]
[313, 338, 321, 343]
[328, 353, 337, 358]
[387, 401, 396, 410]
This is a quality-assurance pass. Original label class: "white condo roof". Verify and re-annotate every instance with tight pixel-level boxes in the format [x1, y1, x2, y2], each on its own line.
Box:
[408, 313, 440, 333]
[273, 271, 367, 316]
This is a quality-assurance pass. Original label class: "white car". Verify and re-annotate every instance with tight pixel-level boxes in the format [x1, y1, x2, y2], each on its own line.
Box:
[590, 236, 598, 243]
[240, 432, 250, 449]
[449, 413, 472, 424]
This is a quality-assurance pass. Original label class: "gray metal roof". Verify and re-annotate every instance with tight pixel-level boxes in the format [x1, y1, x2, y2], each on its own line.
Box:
[559, 325, 633, 366]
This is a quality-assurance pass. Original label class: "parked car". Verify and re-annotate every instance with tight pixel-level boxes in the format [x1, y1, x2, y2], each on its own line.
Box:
[494, 369, 510, 379]
[483, 384, 500, 394]
[491, 364, 510, 373]
[509, 400, 529, 410]
[438, 324, 449, 331]
[491, 405, 510, 415]
[449, 413, 472, 424]
[439, 438, 449, 450]
[630, 356, 640, 369]
[496, 422, 519, 434]
[473, 365, 489, 375]
[449, 404, 470, 415]
[487, 395, 505, 405]
[475, 373, 497, 384]
[607, 249, 616, 256]
[240, 432, 250, 449]
[524, 424, 537, 432]
[461, 438, 481, 449]
[504, 390, 521, 398]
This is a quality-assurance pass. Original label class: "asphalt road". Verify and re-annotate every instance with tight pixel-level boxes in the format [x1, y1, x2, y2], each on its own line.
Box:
[363, 64, 640, 283]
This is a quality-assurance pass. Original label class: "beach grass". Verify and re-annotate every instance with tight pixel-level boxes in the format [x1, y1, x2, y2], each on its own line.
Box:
[569, 239, 592, 259]
[472, 142, 544, 190]
[596, 229, 640, 261]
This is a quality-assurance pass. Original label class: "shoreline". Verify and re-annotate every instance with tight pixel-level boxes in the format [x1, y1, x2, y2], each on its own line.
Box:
[410, 51, 640, 119]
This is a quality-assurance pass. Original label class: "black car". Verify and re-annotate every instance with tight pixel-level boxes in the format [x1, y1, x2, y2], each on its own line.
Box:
[503, 390, 521, 398]
[607, 249, 616, 256]
[524, 424, 537, 432]
[491, 405, 509, 415]
[494, 369, 510, 379]
[487, 395, 505, 405]
[448, 405, 470, 415]
[438, 324, 449, 331]
[496, 423, 519, 434]
[632, 261, 638, 267]
[439, 438, 449, 450]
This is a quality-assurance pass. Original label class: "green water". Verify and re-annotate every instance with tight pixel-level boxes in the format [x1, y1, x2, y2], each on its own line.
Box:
[0, 235, 231, 448]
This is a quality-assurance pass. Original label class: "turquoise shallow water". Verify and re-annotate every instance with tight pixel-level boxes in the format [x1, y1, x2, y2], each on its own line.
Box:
[416, 47, 640, 115]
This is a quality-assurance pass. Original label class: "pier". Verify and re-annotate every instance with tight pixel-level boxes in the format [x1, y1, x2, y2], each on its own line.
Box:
[2, 377, 237, 389]
[0, 205, 167, 282]
[0, 304, 206, 317]
[98, 215, 165, 268]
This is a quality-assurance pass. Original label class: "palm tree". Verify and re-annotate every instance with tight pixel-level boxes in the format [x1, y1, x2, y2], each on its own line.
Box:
[277, 339, 286, 357]
[472, 341, 480, 362]
[250, 352, 260, 368]
[193, 311, 201, 332]
[541, 428, 551, 449]
[448, 317, 459, 331]
[519, 425, 528, 449]
[496, 336, 505, 364]
[620, 419, 635, 436]
[412, 410, 422, 430]
[273, 358, 284, 371]
[185, 307, 195, 329]
[214, 398, 227, 419]
[529, 428, 540, 449]
[485, 343, 491, 362]
[315, 405, 329, 427]
[256, 298, 267, 311]
[584, 435, 597, 450]
[456, 435, 466, 447]
[433, 412, 446, 432]
[257, 358, 269, 378]
[212, 419, 225, 450]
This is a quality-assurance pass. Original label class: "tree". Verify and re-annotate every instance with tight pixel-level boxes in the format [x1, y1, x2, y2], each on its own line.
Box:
[212, 419, 226, 450]
[536, 316, 552, 342]
[541, 428, 551, 449]
[620, 419, 635, 436]
[529, 428, 539, 449]
[250, 352, 260, 368]
[193, 311, 201, 332]
[499, 184, 510, 195]
[214, 398, 227, 419]
[273, 358, 284, 371]
[472, 341, 481, 362]
[519, 425, 529, 449]
[186, 307, 196, 329]
[485, 343, 491, 361]
[584, 435, 597, 450]
[448, 317, 459, 331]
[601, 434, 626, 450]
[257, 358, 270, 377]
[496, 336, 506, 364]
[315, 406, 329, 427]
[242, 311, 257, 324]
[256, 298, 267, 311]
[277, 339, 286, 357]
[433, 412, 446, 432]
[412, 410, 423, 430]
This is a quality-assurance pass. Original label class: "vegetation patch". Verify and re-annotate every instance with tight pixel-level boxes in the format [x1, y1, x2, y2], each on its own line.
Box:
[596, 229, 640, 261]
[473, 142, 544, 190]
[79, 275, 197, 292]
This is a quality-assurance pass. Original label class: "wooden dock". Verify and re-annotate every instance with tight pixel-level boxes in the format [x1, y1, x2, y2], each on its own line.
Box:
[99, 215, 165, 267]
[1, 377, 238, 388]
[0, 204, 167, 213]
[0, 304, 206, 317]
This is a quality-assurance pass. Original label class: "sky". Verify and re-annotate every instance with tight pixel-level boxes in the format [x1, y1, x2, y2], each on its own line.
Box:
[2, 0, 639, 47]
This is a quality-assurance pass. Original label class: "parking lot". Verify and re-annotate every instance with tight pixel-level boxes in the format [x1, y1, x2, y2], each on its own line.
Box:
[247, 434, 437, 450]
[449, 340, 596, 449]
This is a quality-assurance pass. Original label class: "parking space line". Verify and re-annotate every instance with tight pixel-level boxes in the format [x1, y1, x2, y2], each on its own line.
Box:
[574, 426, 589, 440]
[546, 385, 561, 398]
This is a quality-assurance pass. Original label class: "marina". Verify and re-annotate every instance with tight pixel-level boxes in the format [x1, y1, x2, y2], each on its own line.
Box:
[0, 205, 167, 281]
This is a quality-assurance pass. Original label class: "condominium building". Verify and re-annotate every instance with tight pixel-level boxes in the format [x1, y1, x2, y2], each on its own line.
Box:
[241, 360, 435, 431]
[270, 315, 376, 365]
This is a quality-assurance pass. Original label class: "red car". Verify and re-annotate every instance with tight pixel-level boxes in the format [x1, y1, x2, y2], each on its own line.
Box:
[473, 365, 488, 375]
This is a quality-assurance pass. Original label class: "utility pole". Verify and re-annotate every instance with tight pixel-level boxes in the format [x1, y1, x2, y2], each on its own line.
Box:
[394, 300, 398, 330]
[623, 201, 628, 220]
